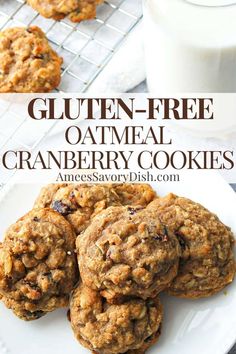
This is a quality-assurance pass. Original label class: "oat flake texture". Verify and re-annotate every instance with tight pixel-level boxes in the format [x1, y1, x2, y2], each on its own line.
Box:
[0, 208, 78, 320]
[0, 26, 62, 93]
[70, 283, 163, 354]
[78, 205, 180, 302]
[150, 194, 236, 298]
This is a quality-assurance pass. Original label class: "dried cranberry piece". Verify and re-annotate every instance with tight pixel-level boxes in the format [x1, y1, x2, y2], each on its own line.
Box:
[26, 310, 44, 319]
[52, 200, 73, 216]
[154, 226, 169, 242]
[154, 235, 164, 241]
[128, 207, 136, 215]
[175, 231, 186, 250]
[33, 54, 44, 60]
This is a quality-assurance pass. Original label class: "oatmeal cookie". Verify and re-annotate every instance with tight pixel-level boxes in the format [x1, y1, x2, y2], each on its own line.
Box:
[27, 0, 104, 22]
[78, 205, 180, 302]
[70, 283, 163, 354]
[34, 183, 156, 235]
[150, 194, 236, 298]
[0, 26, 62, 93]
[0, 208, 78, 320]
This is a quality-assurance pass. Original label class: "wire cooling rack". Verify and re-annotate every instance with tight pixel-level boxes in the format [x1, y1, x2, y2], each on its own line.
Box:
[0, 0, 143, 92]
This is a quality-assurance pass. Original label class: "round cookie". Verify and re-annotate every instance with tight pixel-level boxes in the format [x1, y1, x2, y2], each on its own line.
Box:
[27, 0, 104, 22]
[0, 208, 78, 320]
[70, 283, 163, 354]
[78, 205, 180, 302]
[34, 183, 157, 235]
[149, 194, 236, 299]
[0, 26, 62, 93]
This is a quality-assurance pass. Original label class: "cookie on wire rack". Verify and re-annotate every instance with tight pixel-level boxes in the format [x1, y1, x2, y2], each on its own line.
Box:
[0, 26, 62, 93]
[27, 0, 104, 22]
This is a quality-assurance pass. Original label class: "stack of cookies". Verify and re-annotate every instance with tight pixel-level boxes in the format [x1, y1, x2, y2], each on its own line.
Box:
[0, 183, 235, 354]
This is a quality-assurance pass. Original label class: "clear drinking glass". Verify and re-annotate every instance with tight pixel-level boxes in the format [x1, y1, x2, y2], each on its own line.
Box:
[143, 0, 236, 92]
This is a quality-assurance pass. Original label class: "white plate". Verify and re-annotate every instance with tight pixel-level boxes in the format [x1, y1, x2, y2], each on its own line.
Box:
[0, 171, 235, 354]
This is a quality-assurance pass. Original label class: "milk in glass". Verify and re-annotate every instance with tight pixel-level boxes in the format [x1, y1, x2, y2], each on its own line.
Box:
[143, 0, 236, 92]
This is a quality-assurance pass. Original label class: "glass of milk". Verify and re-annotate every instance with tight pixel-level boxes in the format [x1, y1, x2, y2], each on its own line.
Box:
[143, 0, 236, 93]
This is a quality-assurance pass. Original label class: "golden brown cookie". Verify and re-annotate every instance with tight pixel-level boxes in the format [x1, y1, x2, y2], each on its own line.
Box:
[149, 194, 236, 299]
[70, 283, 163, 354]
[27, 0, 104, 22]
[78, 205, 180, 302]
[0, 26, 62, 93]
[34, 183, 157, 235]
[0, 208, 78, 320]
